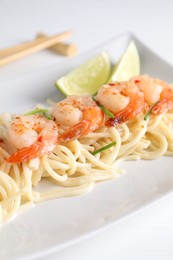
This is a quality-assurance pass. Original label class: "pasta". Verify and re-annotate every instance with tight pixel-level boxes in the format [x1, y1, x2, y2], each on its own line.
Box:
[0, 74, 173, 223]
[0, 110, 172, 223]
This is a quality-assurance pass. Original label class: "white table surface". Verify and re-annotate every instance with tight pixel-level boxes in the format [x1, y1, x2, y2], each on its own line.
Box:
[1, 0, 173, 259]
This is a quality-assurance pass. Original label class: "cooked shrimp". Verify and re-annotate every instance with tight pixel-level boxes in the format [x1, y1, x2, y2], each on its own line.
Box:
[6, 115, 58, 163]
[130, 75, 163, 104]
[51, 96, 104, 143]
[152, 87, 173, 114]
[131, 75, 173, 114]
[96, 82, 145, 126]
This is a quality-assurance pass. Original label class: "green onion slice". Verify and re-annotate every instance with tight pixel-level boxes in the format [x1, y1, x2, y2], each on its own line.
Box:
[92, 97, 114, 118]
[144, 101, 159, 120]
[42, 112, 52, 120]
[25, 109, 52, 120]
[91, 141, 116, 155]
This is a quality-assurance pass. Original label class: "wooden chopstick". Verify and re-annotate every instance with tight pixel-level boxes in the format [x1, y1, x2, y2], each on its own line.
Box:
[36, 33, 78, 56]
[0, 32, 77, 58]
[0, 30, 72, 66]
[0, 40, 43, 58]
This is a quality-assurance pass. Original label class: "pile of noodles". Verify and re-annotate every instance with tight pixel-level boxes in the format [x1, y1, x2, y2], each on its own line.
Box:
[0, 106, 173, 223]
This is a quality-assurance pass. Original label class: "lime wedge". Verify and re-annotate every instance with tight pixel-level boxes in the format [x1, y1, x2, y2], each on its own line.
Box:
[109, 40, 140, 82]
[55, 52, 111, 96]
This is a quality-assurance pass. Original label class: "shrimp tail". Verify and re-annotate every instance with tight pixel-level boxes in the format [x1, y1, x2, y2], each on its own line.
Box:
[106, 95, 145, 126]
[152, 89, 173, 114]
[58, 120, 94, 143]
[106, 108, 133, 126]
[6, 142, 44, 163]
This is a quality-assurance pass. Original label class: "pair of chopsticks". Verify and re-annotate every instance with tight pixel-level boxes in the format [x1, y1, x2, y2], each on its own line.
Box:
[0, 30, 78, 67]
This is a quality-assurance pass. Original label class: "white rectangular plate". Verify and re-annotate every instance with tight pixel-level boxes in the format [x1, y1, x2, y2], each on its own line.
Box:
[1, 32, 173, 260]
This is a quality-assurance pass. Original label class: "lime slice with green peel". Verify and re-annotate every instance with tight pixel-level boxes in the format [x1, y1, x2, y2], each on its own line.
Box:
[55, 52, 111, 96]
[108, 40, 140, 82]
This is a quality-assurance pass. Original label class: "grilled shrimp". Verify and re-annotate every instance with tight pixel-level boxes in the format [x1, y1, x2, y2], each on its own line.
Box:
[96, 81, 145, 126]
[6, 114, 58, 163]
[51, 95, 104, 143]
[131, 75, 173, 114]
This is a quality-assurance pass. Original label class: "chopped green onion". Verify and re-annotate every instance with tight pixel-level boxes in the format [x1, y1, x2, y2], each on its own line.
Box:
[25, 108, 52, 120]
[42, 112, 52, 120]
[91, 141, 116, 155]
[92, 97, 114, 118]
[144, 101, 159, 120]
[25, 108, 49, 115]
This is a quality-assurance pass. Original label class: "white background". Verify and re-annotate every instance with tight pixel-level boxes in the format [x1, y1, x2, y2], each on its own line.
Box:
[1, 0, 173, 259]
